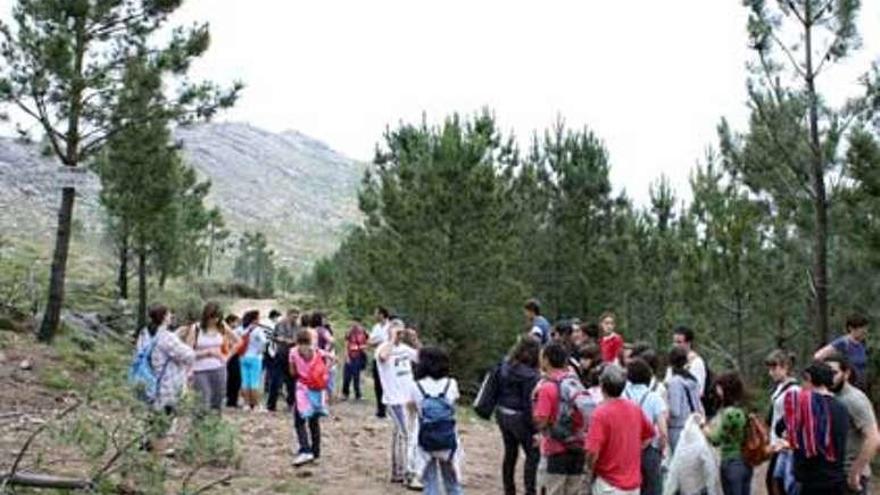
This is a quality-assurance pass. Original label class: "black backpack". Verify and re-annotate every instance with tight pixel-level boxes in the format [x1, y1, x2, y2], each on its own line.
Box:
[701, 364, 718, 418]
[472, 362, 501, 420]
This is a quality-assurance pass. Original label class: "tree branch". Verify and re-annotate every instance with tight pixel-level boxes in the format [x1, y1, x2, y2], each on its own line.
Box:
[191, 473, 235, 495]
[0, 400, 81, 493]
[769, 29, 807, 79]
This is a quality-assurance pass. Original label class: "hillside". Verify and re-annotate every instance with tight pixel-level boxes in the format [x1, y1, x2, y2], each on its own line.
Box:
[0, 123, 365, 273]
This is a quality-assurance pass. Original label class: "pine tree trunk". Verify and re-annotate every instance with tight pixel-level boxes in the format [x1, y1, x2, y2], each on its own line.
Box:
[37, 15, 87, 343]
[803, 3, 830, 346]
[118, 227, 129, 300]
[138, 249, 147, 331]
[38, 188, 76, 343]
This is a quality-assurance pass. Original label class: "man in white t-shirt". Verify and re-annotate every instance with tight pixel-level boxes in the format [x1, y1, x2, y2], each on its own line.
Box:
[377, 320, 420, 486]
[368, 306, 391, 418]
[664, 326, 707, 394]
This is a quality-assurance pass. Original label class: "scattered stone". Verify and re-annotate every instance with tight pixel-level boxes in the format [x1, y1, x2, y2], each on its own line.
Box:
[19, 359, 32, 371]
[0, 351, 7, 364]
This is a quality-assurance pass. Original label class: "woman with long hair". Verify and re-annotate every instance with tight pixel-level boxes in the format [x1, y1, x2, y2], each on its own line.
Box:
[496, 337, 541, 495]
[179, 302, 239, 413]
[237, 310, 268, 411]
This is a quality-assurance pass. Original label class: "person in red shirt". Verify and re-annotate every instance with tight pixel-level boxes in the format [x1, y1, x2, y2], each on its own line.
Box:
[341, 317, 368, 400]
[533, 342, 587, 495]
[586, 365, 655, 495]
[598, 311, 624, 365]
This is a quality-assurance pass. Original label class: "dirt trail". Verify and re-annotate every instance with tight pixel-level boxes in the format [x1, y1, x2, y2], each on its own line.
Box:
[225, 396, 504, 494]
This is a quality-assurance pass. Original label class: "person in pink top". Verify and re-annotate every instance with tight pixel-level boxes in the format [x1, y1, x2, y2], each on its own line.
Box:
[586, 365, 655, 495]
[598, 311, 623, 365]
[288, 331, 332, 467]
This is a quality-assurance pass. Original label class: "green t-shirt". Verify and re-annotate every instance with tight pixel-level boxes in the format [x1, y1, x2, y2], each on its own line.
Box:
[707, 406, 748, 461]
[837, 383, 876, 477]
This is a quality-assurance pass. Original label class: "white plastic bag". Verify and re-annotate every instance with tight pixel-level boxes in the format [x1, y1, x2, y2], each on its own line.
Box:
[663, 414, 721, 495]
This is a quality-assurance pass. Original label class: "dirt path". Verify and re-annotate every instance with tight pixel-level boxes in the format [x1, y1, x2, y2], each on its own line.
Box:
[224, 395, 504, 494]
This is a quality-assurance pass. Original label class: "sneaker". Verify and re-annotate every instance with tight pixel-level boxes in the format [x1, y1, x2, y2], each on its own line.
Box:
[292, 452, 315, 466]
[406, 478, 423, 491]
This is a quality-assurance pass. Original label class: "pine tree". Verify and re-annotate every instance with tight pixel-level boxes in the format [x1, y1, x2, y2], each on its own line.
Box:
[0, 0, 241, 342]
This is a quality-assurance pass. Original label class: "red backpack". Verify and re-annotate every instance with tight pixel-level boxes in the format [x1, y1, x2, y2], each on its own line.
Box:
[302, 353, 329, 391]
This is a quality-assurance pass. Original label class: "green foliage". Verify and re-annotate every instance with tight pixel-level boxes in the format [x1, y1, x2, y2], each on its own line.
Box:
[0, 0, 242, 341]
[232, 231, 276, 297]
[314, 100, 880, 393]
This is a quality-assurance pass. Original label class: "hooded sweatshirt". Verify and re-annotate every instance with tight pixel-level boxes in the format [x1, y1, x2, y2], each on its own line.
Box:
[496, 361, 540, 424]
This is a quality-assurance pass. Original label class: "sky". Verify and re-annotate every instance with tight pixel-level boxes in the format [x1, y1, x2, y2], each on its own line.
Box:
[4, 1, 880, 205]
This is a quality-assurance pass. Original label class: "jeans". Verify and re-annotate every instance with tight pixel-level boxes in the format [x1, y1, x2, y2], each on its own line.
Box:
[497, 409, 539, 495]
[225, 355, 241, 407]
[293, 407, 321, 457]
[423, 457, 462, 495]
[641, 445, 662, 495]
[389, 404, 416, 481]
[720, 457, 753, 495]
[372, 360, 386, 417]
[772, 450, 798, 495]
[266, 356, 295, 411]
[342, 354, 366, 399]
[192, 367, 227, 412]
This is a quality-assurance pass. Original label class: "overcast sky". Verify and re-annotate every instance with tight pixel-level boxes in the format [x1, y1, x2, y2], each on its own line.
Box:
[4, 1, 880, 205]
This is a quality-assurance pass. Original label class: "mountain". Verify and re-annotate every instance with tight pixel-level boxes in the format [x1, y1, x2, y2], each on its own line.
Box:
[0, 122, 365, 273]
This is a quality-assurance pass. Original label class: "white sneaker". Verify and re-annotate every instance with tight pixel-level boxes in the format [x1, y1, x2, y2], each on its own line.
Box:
[406, 478, 423, 491]
[292, 452, 315, 466]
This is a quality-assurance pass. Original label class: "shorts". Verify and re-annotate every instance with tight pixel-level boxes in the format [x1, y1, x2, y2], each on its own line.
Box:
[240, 355, 263, 390]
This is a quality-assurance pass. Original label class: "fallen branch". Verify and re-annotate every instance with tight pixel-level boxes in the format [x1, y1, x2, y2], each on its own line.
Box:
[191, 473, 235, 495]
[0, 399, 82, 492]
[0, 471, 93, 490]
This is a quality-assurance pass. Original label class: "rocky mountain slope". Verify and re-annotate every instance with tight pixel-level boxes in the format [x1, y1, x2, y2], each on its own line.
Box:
[0, 123, 365, 272]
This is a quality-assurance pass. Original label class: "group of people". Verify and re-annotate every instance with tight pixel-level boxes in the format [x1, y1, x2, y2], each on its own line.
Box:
[129, 296, 877, 495]
[130, 301, 464, 494]
[479, 299, 878, 495]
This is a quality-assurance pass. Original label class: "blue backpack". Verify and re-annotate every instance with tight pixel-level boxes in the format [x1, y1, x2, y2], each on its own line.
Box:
[417, 380, 458, 458]
[128, 333, 169, 404]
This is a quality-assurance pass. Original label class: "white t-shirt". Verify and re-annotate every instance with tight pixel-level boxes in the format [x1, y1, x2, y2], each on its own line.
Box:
[377, 343, 418, 405]
[369, 321, 390, 352]
[408, 377, 460, 407]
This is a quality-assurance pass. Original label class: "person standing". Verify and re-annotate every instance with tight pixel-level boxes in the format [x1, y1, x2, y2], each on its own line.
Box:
[524, 298, 551, 345]
[765, 350, 800, 495]
[224, 314, 242, 408]
[342, 317, 368, 401]
[407, 346, 464, 495]
[784, 361, 849, 495]
[815, 314, 870, 390]
[179, 302, 237, 413]
[377, 321, 420, 487]
[289, 331, 331, 466]
[623, 358, 667, 495]
[266, 308, 299, 412]
[496, 338, 542, 495]
[702, 372, 751, 495]
[825, 353, 880, 495]
[598, 311, 623, 365]
[586, 365, 655, 495]
[665, 326, 708, 395]
[667, 345, 703, 452]
[368, 306, 391, 418]
[236, 310, 268, 411]
[533, 342, 589, 495]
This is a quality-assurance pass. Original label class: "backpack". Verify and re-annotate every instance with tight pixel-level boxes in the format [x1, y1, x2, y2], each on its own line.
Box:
[472, 362, 501, 420]
[547, 374, 595, 451]
[128, 332, 169, 404]
[234, 326, 255, 357]
[741, 413, 772, 467]
[701, 364, 717, 418]
[417, 379, 458, 457]
[301, 352, 329, 391]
